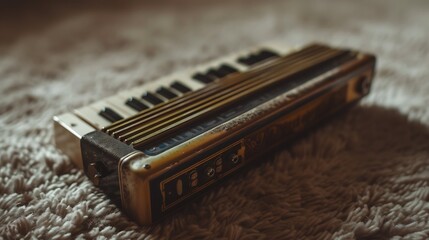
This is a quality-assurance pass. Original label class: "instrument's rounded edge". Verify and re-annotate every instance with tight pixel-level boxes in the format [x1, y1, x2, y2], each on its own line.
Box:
[118, 151, 154, 225]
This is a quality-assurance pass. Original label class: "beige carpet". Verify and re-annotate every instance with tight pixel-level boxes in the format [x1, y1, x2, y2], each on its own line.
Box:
[1, 0, 429, 239]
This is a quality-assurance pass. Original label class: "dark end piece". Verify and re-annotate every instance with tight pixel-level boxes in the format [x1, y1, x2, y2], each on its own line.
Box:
[81, 130, 137, 205]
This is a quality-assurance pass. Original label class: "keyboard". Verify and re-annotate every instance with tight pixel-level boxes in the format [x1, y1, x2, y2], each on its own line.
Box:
[53, 42, 376, 225]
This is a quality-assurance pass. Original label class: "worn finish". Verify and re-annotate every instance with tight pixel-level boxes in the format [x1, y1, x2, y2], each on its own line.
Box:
[75, 45, 375, 224]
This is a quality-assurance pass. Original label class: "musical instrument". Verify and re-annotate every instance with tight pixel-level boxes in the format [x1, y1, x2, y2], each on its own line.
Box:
[53, 42, 376, 225]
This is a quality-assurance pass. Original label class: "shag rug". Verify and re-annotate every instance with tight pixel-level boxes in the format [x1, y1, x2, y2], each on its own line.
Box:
[1, 0, 429, 239]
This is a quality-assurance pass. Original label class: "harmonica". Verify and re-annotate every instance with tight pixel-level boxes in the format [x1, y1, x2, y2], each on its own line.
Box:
[53, 42, 376, 225]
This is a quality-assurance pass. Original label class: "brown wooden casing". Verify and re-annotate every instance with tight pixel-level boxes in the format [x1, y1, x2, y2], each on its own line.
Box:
[118, 53, 376, 225]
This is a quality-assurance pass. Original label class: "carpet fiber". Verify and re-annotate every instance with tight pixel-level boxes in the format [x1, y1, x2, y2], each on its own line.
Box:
[1, 0, 429, 239]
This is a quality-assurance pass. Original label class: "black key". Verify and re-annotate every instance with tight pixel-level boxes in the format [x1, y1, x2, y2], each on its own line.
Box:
[99, 107, 123, 122]
[237, 49, 280, 66]
[238, 53, 262, 66]
[142, 92, 164, 105]
[156, 87, 178, 99]
[125, 97, 149, 111]
[206, 68, 227, 79]
[218, 64, 238, 74]
[258, 49, 280, 60]
[192, 73, 215, 84]
[170, 81, 192, 93]
[237, 57, 246, 65]
[206, 64, 239, 79]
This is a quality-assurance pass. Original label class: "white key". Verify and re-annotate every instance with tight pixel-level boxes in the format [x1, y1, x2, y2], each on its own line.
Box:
[74, 105, 111, 129]
[105, 95, 137, 115]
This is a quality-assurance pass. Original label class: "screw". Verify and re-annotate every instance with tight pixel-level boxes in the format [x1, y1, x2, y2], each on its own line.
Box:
[231, 154, 240, 164]
[206, 167, 215, 177]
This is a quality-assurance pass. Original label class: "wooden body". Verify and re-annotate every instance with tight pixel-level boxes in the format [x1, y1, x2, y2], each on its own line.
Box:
[53, 42, 376, 225]
[118, 54, 375, 224]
